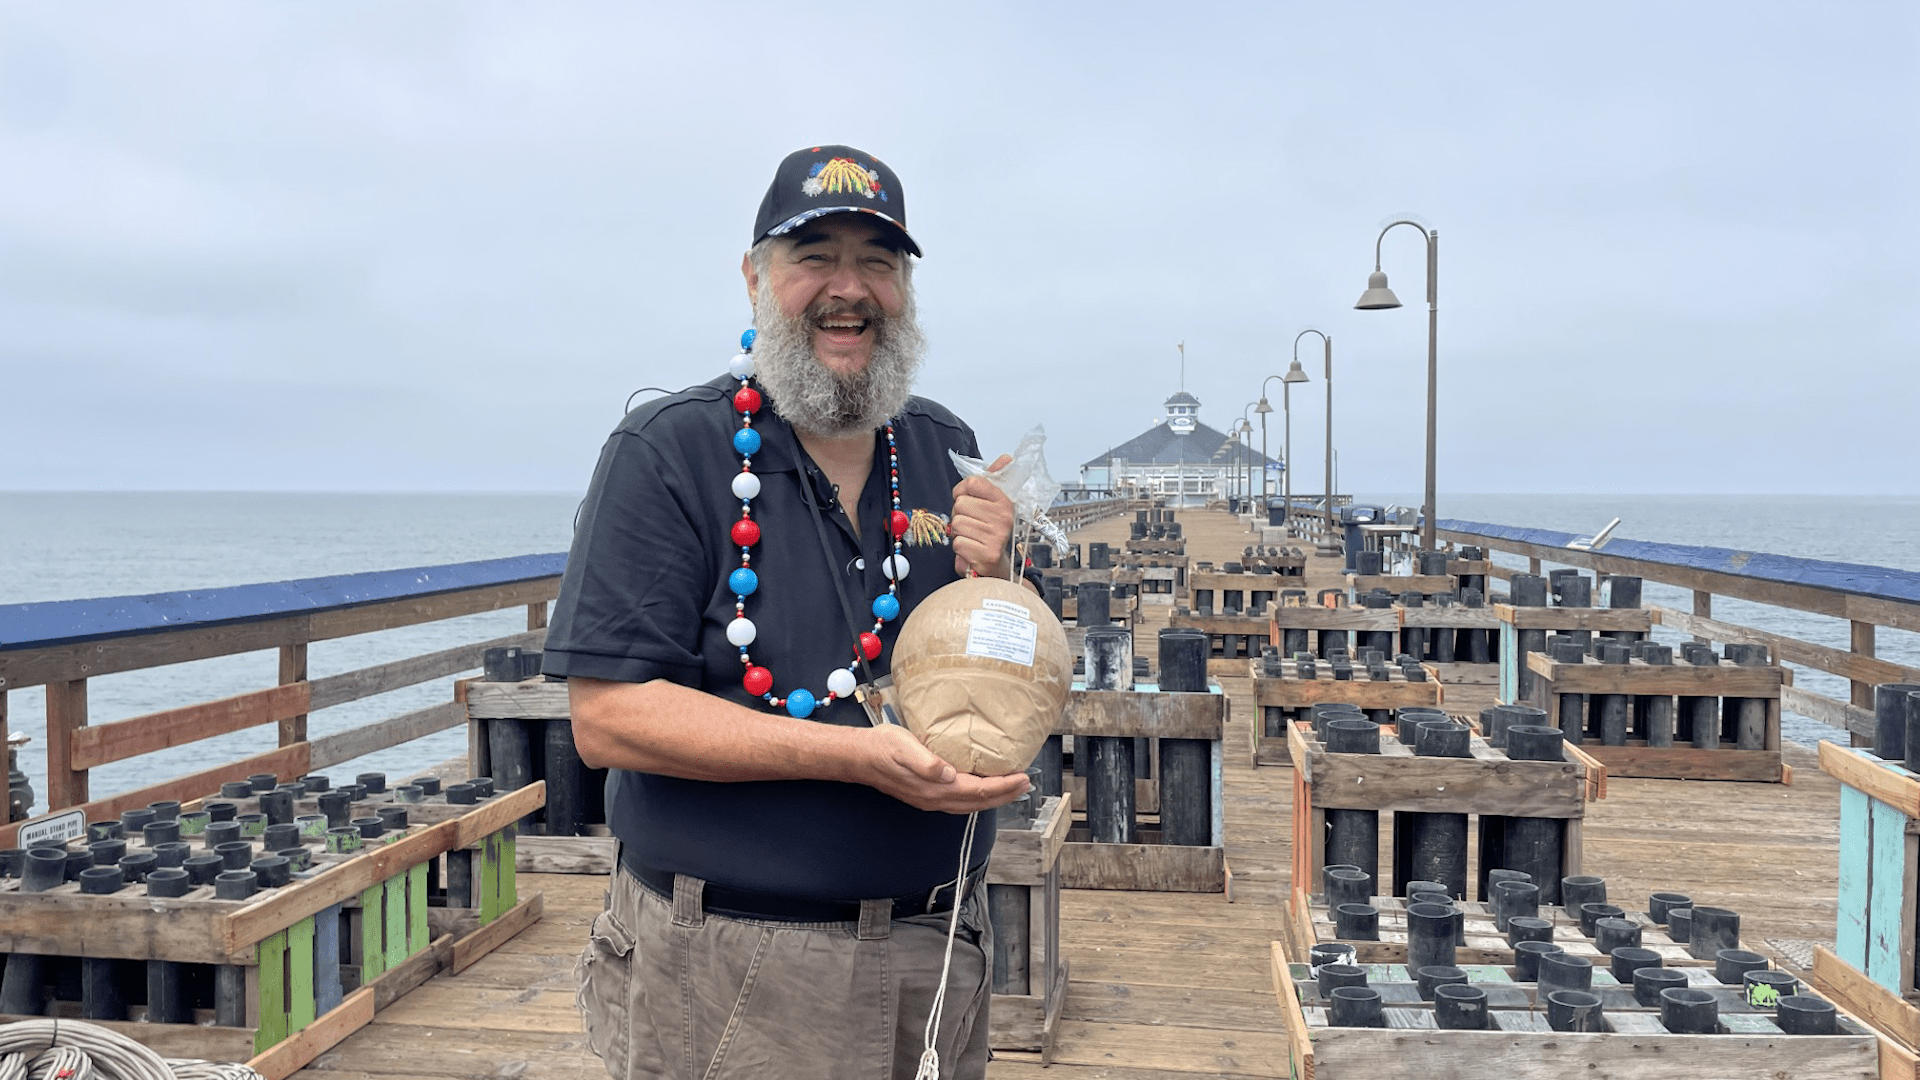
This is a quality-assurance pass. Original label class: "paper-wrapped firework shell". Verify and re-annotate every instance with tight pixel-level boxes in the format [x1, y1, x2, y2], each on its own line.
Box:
[890, 576, 1070, 776]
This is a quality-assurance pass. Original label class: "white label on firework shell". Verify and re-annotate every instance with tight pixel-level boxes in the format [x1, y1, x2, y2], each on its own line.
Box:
[18, 808, 84, 848]
[966, 609, 1037, 667]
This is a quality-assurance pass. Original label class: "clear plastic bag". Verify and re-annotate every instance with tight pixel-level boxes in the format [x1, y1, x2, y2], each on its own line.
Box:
[950, 426, 1070, 559]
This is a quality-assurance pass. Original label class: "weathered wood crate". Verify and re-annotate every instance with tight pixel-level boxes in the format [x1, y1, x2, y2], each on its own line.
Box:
[1814, 741, 1920, 1070]
[1060, 682, 1227, 894]
[1249, 664, 1443, 767]
[465, 678, 619, 873]
[0, 781, 543, 1077]
[1288, 720, 1592, 906]
[1522, 651, 1789, 783]
[1187, 569, 1294, 617]
[986, 794, 1069, 1062]
[1269, 948, 1884, 1080]
[1268, 605, 1403, 660]
[1284, 892, 1705, 970]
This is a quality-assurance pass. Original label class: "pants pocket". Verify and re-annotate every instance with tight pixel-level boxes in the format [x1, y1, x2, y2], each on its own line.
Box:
[577, 906, 637, 1077]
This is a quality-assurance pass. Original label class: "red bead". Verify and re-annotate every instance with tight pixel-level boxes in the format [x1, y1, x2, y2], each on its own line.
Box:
[889, 510, 910, 538]
[731, 518, 761, 547]
[733, 386, 763, 414]
[743, 666, 773, 696]
[859, 632, 883, 661]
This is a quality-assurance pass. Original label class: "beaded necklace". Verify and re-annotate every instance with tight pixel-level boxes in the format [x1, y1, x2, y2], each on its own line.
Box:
[724, 328, 911, 718]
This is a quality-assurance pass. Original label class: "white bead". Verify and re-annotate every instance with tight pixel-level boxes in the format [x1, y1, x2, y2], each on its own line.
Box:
[882, 554, 911, 581]
[731, 472, 761, 500]
[729, 353, 755, 379]
[827, 668, 858, 697]
[725, 617, 757, 647]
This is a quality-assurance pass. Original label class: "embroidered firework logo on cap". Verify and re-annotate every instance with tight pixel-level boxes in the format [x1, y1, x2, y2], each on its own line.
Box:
[753, 144, 921, 256]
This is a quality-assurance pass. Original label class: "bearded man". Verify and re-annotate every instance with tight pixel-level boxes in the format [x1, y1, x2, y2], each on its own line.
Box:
[548, 145, 1033, 1080]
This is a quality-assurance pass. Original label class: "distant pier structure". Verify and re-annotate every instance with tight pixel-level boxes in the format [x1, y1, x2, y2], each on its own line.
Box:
[1078, 389, 1279, 509]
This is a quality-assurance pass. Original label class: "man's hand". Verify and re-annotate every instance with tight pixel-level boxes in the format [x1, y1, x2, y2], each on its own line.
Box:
[951, 453, 1017, 578]
[855, 723, 1031, 813]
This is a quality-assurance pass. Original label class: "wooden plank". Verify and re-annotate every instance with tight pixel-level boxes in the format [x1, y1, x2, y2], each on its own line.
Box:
[1302, 751, 1586, 817]
[1166, 612, 1274, 636]
[1063, 687, 1225, 739]
[517, 834, 617, 874]
[451, 891, 545, 974]
[1299, 1026, 1873, 1078]
[1869, 795, 1909, 991]
[1268, 608, 1402, 631]
[255, 929, 289, 1053]
[307, 578, 561, 641]
[309, 699, 466, 770]
[1400, 607, 1503, 629]
[1350, 574, 1456, 594]
[309, 629, 545, 711]
[1058, 841, 1225, 892]
[288, 916, 317, 1034]
[0, 616, 312, 693]
[279, 642, 308, 745]
[1839, 784, 1871, 970]
[1529, 652, 1785, 695]
[987, 795, 1070, 885]
[1821, 742, 1920, 818]
[1493, 603, 1653, 633]
[1269, 941, 1316, 1080]
[44, 677, 87, 808]
[1792, 685, 1879, 739]
[1250, 676, 1441, 709]
[465, 679, 571, 720]
[1575, 743, 1785, 783]
[1816, 944, 1920, 1050]
[68, 682, 311, 770]
[248, 983, 378, 1080]
[0, 741, 310, 849]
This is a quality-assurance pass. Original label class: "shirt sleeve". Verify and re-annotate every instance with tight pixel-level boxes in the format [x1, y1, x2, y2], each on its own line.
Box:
[543, 426, 714, 686]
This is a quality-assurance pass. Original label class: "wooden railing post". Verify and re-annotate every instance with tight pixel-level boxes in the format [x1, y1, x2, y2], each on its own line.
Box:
[1852, 620, 1876, 748]
[527, 602, 548, 632]
[1528, 557, 1542, 575]
[279, 643, 308, 746]
[1692, 591, 1713, 645]
[46, 678, 89, 809]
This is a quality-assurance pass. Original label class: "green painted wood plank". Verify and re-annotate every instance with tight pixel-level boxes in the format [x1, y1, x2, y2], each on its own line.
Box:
[254, 930, 289, 1054]
[503, 825, 518, 912]
[359, 883, 387, 979]
[480, 833, 503, 924]
[407, 863, 428, 954]
[288, 916, 316, 1032]
[1837, 785, 1870, 968]
[1868, 796, 1907, 991]
[383, 872, 407, 971]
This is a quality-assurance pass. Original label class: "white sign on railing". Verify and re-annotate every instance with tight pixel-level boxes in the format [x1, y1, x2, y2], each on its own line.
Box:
[18, 808, 84, 848]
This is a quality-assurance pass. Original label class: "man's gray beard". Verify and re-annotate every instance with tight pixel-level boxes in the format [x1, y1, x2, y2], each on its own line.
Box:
[749, 282, 926, 439]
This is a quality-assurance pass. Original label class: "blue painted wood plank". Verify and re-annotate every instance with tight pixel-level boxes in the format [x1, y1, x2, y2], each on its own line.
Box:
[1868, 796, 1909, 991]
[1439, 518, 1920, 605]
[313, 902, 344, 1015]
[0, 553, 567, 652]
[1837, 785, 1870, 968]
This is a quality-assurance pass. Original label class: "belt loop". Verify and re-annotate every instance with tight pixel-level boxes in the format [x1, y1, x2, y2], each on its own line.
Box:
[672, 873, 707, 928]
[856, 898, 891, 940]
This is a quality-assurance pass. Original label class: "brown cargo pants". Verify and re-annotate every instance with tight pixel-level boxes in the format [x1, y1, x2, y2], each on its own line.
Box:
[576, 867, 992, 1080]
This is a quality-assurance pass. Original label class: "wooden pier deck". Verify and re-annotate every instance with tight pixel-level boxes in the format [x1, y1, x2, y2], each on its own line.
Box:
[289, 508, 1844, 1080]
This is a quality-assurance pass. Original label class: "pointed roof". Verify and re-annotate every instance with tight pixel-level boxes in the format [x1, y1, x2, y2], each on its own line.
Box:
[1163, 390, 1201, 407]
[1082, 419, 1281, 470]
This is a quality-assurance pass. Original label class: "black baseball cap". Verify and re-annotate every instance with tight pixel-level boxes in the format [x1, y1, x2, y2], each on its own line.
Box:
[752, 144, 921, 257]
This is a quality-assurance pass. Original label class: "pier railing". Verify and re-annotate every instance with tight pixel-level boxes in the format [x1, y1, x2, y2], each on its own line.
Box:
[1437, 520, 1920, 743]
[0, 554, 565, 838]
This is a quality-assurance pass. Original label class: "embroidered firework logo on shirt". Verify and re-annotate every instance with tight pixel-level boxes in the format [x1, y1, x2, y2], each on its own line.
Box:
[905, 509, 951, 547]
[802, 157, 889, 202]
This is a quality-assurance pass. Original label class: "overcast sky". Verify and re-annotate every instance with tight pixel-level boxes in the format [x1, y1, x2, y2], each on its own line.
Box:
[3, 1, 1914, 497]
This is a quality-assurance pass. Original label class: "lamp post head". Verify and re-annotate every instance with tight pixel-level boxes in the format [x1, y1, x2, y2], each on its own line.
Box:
[1256, 397, 1273, 415]
[1284, 359, 1310, 384]
[1354, 270, 1402, 310]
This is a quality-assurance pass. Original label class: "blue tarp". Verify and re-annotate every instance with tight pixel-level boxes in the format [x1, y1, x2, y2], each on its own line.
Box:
[1439, 519, 1920, 606]
[0, 553, 569, 652]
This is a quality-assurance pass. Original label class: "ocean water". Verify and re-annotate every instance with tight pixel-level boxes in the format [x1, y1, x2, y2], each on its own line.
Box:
[2, 491, 1915, 814]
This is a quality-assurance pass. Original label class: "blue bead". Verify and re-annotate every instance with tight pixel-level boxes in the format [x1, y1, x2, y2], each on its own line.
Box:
[786, 689, 816, 718]
[729, 567, 759, 596]
[872, 594, 900, 621]
[732, 427, 762, 455]
[740, 327, 757, 350]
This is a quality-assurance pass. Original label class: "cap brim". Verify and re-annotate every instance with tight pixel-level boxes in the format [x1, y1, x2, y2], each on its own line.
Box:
[766, 206, 922, 257]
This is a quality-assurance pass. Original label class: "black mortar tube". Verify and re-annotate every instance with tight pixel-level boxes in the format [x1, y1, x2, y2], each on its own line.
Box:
[1405, 722, 1471, 898]
[1157, 629, 1213, 847]
[1875, 683, 1920, 762]
[1642, 644, 1677, 747]
[1501, 725, 1568, 905]
[1083, 628, 1136, 844]
[1322, 718, 1382, 886]
[1511, 575, 1550, 701]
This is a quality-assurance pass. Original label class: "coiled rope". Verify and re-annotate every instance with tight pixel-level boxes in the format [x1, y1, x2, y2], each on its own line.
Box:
[0, 1018, 264, 1080]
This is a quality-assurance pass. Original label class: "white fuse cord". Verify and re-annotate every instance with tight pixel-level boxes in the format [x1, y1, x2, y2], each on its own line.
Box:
[0, 1019, 265, 1080]
[913, 810, 979, 1080]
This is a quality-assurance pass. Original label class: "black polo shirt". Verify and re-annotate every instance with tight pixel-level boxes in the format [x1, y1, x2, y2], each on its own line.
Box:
[544, 373, 996, 900]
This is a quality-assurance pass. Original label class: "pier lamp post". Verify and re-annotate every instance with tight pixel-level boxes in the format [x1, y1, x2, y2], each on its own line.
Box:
[1258, 359, 1312, 516]
[1239, 408, 1258, 508]
[1356, 221, 1438, 551]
